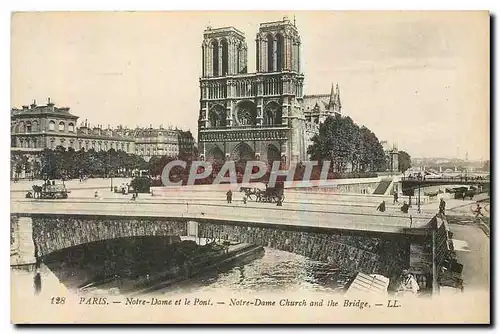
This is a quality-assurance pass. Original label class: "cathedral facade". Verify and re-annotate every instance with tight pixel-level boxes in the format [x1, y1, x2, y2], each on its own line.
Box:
[197, 17, 342, 166]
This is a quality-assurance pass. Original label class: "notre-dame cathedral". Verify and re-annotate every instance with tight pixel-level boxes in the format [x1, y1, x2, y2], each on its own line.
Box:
[197, 17, 342, 166]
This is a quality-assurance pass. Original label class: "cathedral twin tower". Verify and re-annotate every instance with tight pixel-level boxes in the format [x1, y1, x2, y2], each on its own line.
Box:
[198, 17, 334, 165]
[201, 16, 301, 78]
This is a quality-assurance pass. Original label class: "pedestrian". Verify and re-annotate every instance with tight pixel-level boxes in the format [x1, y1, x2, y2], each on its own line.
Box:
[376, 200, 386, 212]
[474, 203, 484, 219]
[393, 192, 399, 204]
[401, 201, 409, 214]
[243, 196, 247, 204]
[439, 198, 446, 215]
[226, 190, 232, 204]
[33, 268, 42, 295]
[462, 191, 466, 201]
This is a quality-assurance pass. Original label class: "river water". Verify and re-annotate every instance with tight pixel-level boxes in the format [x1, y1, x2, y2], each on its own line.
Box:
[12, 246, 349, 296]
[156, 247, 347, 296]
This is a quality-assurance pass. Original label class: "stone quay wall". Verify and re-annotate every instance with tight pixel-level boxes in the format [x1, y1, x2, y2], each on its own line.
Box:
[292, 182, 381, 194]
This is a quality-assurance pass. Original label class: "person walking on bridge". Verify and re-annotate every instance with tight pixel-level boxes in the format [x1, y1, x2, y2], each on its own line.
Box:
[226, 190, 232, 204]
[393, 192, 399, 204]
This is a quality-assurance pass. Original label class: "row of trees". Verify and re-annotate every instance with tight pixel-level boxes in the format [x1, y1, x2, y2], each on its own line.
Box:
[307, 114, 388, 173]
[11, 147, 200, 181]
[12, 147, 149, 180]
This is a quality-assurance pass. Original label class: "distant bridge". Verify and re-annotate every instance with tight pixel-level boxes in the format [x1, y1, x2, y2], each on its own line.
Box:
[401, 177, 490, 195]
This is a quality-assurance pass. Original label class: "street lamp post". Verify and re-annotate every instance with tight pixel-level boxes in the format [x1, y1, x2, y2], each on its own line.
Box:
[417, 172, 422, 214]
[110, 171, 114, 192]
[109, 152, 113, 192]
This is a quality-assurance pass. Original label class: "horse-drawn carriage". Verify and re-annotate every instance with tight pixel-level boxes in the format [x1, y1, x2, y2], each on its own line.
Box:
[28, 182, 70, 199]
[239, 182, 285, 204]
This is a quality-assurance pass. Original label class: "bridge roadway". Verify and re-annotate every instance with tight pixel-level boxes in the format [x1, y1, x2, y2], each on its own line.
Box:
[11, 195, 433, 235]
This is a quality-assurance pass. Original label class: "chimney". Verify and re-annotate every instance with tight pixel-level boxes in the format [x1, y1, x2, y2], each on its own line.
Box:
[30, 99, 37, 109]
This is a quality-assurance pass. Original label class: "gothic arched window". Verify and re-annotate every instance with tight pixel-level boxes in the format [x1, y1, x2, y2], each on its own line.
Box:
[212, 40, 219, 76]
[276, 33, 284, 71]
[221, 39, 228, 76]
[267, 34, 274, 72]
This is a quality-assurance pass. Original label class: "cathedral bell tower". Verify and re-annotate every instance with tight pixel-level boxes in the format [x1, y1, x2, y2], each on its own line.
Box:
[201, 26, 248, 78]
[199, 26, 249, 134]
[255, 16, 301, 73]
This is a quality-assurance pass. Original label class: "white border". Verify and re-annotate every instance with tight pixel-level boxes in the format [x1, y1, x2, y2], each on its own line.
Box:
[1, 1, 497, 333]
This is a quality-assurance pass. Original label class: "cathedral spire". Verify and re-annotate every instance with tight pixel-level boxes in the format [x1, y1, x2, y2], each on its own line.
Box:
[335, 83, 342, 112]
[328, 83, 335, 111]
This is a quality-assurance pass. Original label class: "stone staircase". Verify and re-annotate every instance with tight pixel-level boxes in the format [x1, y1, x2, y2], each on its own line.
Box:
[372, 179, 392, 195]
[11, 216, 36, 266]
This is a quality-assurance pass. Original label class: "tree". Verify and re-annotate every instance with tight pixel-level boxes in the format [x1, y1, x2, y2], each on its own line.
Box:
[308, 115, 387, 173]
[41, 149, 58, 179]
[15, 162, 23, 178]
[24, 160, 32, 179]
[398, 150, 412, 173]
[32, 160, 41, 179]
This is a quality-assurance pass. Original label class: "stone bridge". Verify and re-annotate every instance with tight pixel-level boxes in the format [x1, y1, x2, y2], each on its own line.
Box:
[10, 211, 431, 281]
[401, 177, 490, 195]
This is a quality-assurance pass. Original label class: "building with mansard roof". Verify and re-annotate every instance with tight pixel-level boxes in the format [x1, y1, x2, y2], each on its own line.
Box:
[198, 17, 342, 165]
[10, 98, 195, 162]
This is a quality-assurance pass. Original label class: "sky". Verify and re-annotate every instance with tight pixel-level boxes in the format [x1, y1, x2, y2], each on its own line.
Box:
[10, 11, 490, 160]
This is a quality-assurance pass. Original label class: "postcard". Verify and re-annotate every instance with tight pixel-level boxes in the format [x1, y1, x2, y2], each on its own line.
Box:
[10, 10, 490, 324]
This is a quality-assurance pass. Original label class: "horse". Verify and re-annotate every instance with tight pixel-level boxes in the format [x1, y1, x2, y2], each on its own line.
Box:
[32, 185, 43, 199]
